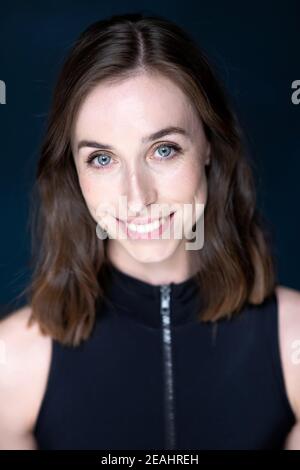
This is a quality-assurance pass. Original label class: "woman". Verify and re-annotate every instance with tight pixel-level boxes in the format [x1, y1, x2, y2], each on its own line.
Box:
[0, 12, 300, 450]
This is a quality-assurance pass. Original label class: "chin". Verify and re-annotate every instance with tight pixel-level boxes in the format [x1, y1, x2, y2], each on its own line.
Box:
[125, 240, 180, 264]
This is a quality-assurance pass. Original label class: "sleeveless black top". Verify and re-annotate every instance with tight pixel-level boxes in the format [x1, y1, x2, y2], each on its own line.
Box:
[33, 262, 296, 450]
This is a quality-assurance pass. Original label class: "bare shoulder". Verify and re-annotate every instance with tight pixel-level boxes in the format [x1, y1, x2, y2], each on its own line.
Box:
[0, 305, 52, 449]
[275, 286, 300, 422]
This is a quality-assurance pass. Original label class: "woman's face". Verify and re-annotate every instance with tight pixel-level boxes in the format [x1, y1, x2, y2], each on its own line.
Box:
[71, 72, 210, 267]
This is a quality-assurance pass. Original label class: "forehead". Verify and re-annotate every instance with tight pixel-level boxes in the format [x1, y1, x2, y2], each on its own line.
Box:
[72, 73, 199, 143]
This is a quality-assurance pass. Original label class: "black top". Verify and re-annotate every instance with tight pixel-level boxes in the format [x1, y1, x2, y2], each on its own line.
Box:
[33, 262, 296, 450]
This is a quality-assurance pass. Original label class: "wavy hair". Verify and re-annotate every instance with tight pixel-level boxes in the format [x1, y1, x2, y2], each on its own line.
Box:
[24, 12, 276, 346]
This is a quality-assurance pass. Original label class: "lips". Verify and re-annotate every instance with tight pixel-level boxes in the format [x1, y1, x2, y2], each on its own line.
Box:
[116, 212, 175, 239]
[117, 212, 175, 225]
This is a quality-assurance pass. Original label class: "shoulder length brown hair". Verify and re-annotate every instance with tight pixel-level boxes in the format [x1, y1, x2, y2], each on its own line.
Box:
[24, 12, 277, 346]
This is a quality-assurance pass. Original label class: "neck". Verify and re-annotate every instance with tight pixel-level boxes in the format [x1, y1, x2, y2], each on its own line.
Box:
[106, 239, 198, 286]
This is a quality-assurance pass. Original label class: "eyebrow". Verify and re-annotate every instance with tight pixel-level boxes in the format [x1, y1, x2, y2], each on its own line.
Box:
[76, 126, 190, 152]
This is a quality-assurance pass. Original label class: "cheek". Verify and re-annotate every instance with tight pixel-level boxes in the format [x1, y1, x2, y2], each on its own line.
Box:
[77, 173, 108, 218]
[179, 167, 207, 230]
[172, 162, 207, 202]
[78, 175, 97, 203]
[194, 170, 208, 204]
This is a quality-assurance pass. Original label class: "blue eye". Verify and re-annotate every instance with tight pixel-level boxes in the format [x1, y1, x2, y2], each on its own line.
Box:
[96, 154, 111, 167]
[86, 153, 112, 169]
[154, 144, 179, 160]
[85, 142, 182, 170]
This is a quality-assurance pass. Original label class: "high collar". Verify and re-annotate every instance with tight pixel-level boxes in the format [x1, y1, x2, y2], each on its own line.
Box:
[100, 261, 203, 329]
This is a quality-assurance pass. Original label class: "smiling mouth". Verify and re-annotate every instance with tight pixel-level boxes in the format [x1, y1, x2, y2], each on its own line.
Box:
[116, 212, 175, 237]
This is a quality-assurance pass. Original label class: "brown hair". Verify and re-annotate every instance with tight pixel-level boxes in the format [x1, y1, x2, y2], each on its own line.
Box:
[24, 12, 276, 346]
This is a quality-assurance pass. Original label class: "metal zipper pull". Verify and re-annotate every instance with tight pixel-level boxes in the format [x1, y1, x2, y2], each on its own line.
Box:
[160, 284, 176, 450]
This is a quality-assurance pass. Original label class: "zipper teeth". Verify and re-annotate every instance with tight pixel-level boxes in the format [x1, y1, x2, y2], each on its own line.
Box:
[160, 284, 176, 450]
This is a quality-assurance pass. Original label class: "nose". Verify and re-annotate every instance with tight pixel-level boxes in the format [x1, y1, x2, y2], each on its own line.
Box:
[122, 165, 157, 217]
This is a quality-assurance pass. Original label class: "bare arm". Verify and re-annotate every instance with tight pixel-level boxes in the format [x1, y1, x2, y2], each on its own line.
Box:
[277, 286, 300, 450]
[284, 422, 300, 450]
[0, 306, 51, 450]
[0, 431, 38, 450]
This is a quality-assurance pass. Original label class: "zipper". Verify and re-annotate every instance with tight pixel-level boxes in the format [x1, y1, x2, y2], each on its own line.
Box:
[160, 284, 176, 450]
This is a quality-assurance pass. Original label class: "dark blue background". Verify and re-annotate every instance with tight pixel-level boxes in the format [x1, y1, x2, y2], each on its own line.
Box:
[0, 1, 299, 314]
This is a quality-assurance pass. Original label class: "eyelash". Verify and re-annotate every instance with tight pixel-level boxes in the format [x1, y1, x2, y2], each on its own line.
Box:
[85, 142, 182, 171]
